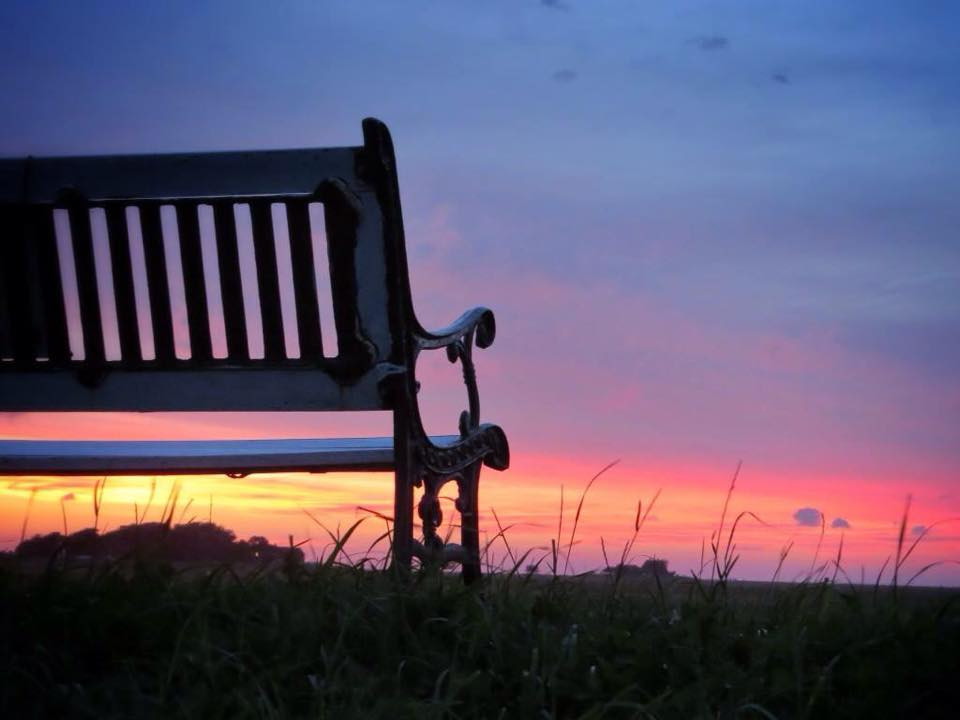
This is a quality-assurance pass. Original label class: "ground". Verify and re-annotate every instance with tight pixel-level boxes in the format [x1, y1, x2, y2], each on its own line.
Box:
[1, 555, 957, 718]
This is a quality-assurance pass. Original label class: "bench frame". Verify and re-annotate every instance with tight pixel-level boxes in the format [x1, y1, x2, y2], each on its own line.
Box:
[0, 118, 509, 581]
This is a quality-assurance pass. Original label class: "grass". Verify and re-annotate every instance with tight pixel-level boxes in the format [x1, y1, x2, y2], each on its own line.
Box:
[1, 473, 958, 719]
[2, 557, 958, 719]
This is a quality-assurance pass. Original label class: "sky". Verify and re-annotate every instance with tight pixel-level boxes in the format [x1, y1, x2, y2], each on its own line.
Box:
[1, 1, 958, 583]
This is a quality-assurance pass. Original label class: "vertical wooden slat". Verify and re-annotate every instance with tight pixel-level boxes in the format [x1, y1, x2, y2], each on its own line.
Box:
[21, 215, 49, 361]
[67, 205, 105, 364]
[0, 253, 10, 360]
[138, 203, 175, 364]
[175, 202, 212, 362]
[0, 205, 35, 364]
[104, 205, 142, 363]
[33, 206, 70, 364]
[324, 199, 358, 357]
[212, 201, 247, 361]
[0, 230, 10, 359]
[285, 200, 323, 359]
[249, 200, 284, 361]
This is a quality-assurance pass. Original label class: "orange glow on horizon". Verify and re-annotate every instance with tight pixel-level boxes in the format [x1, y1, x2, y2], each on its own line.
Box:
[3, 452, 957, 586]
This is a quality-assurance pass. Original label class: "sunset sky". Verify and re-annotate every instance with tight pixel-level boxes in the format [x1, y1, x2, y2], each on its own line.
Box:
[1, 1, 958, 584]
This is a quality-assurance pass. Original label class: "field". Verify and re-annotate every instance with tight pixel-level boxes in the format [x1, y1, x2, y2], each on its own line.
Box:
[3, 473, 959, 719]
[2, 552, 958, 719]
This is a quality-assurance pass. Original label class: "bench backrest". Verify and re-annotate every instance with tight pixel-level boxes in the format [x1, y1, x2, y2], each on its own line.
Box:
[0, 119, 417, 412]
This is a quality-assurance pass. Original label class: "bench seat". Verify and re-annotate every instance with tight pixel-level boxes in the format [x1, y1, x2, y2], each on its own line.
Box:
[0, 436, 458, 476]
[0, 118, 510, 580]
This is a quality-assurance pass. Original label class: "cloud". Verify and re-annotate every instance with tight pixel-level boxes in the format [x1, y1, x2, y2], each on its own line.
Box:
[552, 69, 577, 83]
[911, 524, 926, 536]
[540, 0, 569, 10]
[793, 507, 822, 527]
[831, 517, 850, 529]
[691, 35, 729, 51]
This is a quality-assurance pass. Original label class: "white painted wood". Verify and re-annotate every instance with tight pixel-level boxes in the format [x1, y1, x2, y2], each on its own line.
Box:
[0, 435, 459, 476]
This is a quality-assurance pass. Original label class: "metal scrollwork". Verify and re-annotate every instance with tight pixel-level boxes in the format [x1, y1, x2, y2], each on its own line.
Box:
[419, 424, 509, 475]
[445, 332, 480, 433]
[416, 471, 457, 553]
[404, 307, 509, 577]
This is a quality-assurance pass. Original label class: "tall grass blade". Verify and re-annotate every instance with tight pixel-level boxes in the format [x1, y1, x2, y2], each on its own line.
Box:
[92, 477, 107, 531]
[712, 460, 741, 580]
[320, 518, 366, 569]
[176, 497, 195, 525]
[614, 489, 661, 586]
[897, 516, 960, 575]
[722, 511, 767, 579]
[831, 531, 845, 584]
[905, 560, 960, 587]
[554, 485, 564, 576]
[563, 459, 619, 575]
[807, 509, 825, 580]
[873, 555, 891, 596]
[490, 507, 518, 568]
[357, 506, 393, 522]
[140, 477, 157, 525]
[19, 487, 38, 544]
[159, 480, 182, 530]
[600, 536, 611, 571]
[893, 494, 911, 589]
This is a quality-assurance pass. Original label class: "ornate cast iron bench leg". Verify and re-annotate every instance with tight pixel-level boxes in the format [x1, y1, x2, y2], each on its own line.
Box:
[412, 430, 505, 583]
[402, 310, 509, 583]
[457, 461, 483, 583]
[392, 414, 416, 576]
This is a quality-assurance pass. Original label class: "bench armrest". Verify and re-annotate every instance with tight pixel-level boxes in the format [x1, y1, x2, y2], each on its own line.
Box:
[414, 307, 496, 351]
[411, 306, 497, 438]
[406, 305, 508, 568]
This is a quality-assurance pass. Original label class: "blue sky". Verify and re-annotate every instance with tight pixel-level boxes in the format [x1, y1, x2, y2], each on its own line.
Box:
[2, 1, 959, 579]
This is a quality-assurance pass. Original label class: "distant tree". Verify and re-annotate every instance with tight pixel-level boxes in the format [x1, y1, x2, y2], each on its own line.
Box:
[244, 534, 298, 562]
[99, 522, 166, 557]
[166, 522, 238, 562]
[14, 521, 301, 565]
[15, 532, 64, 558]
[63, 528, 100, 557]
[605, 558, 675, 578]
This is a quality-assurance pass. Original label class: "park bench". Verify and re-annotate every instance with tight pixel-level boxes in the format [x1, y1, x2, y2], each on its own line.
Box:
[0, 118, 509, 581]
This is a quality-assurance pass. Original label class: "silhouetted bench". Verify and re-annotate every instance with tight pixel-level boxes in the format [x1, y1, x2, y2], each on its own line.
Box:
[0, 118, 509, 581]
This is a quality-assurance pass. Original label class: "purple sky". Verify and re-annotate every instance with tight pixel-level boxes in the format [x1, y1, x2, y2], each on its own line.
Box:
[2, 1, 958, 581]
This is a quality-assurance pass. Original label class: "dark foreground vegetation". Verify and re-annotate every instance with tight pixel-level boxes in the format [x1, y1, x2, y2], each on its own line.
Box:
[1, 555, 958, 719]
